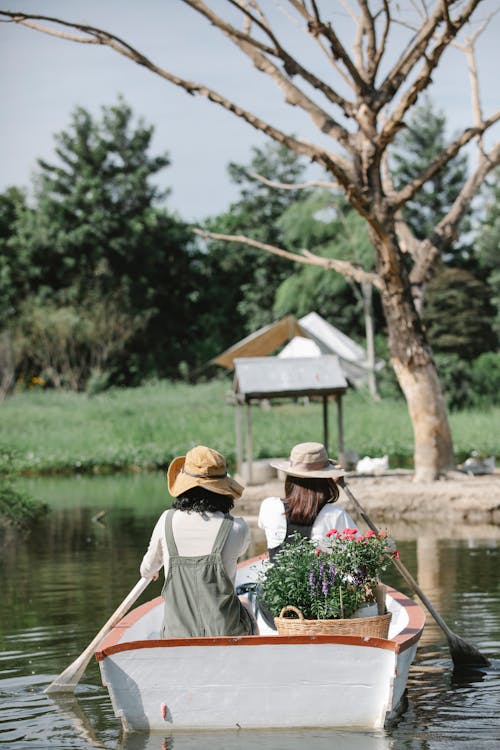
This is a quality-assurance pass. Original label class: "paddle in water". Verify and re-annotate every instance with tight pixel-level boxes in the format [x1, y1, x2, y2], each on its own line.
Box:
[338, 478, 491, 669]
[45, 577, 151, 694]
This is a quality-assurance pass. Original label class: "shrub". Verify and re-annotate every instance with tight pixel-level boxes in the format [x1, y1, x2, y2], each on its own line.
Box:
[0, 447, 48, 529]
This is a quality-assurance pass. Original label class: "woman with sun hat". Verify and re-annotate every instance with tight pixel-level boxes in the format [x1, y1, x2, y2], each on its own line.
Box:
[258, 441, 356, 560]
[140, 445, 257, 638]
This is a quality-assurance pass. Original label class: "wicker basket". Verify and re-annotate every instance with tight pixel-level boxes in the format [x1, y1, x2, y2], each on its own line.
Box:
[274, 605, 392, 638]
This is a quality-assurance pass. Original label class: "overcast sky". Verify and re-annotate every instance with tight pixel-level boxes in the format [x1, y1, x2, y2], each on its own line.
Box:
[1, 0, 499, 221]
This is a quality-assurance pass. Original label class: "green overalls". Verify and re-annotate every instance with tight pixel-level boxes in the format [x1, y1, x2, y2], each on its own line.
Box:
[161, 509, 256, 638]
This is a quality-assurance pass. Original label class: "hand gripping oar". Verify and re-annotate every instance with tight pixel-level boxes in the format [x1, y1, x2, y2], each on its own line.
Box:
[45, 577, 151, 694]
[338, 478, 491, 669]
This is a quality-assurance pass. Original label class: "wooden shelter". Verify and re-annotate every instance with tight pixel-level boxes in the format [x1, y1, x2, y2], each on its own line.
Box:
[233, 355, 348, 484]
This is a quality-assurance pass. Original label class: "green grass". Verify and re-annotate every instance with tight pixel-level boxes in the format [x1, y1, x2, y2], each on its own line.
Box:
[0, 378, 498, 475]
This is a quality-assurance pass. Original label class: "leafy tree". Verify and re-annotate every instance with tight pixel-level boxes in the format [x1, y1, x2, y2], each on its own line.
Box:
[422, 268, 497, 361]
[11, 99, 199, 383]
[475, 167, 500, 338]
[391, 97, 471, 265]
[0, 187, 30, 325]
[197, 143, 307, 359]
[274, 191, 378, 335]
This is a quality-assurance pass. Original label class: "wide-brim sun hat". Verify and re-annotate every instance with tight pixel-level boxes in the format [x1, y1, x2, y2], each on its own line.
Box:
[167, 445, 244, 499]
[270, 442, 345, 479]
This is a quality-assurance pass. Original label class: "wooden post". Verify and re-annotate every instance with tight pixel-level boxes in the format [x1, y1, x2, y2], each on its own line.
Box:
[246, 401, 253, 484]
[337, 394, 344, 454]
[322, 395, 329, 452]
[235, 400, 243, 478]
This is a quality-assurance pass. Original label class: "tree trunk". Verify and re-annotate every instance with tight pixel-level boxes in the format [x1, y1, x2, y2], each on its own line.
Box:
[373, 232, 455, 481]
[392, 356, 455, 481]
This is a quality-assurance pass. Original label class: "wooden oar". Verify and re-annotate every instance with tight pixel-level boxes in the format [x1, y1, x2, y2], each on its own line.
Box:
[338, 478, 491, 669]
[45, 577, 151, 694]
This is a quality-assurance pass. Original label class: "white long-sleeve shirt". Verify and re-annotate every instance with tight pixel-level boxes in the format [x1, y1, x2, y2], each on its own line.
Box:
[258, 497, 356, 551]
[140, 510, 251, 584]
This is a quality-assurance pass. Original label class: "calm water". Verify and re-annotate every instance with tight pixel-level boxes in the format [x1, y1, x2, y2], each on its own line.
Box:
[0, 474, 499, 750]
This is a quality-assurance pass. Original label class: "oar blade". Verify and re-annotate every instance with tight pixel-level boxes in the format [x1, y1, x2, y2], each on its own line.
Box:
[45, 658, 88, 694]
[447, 632, 491, 669]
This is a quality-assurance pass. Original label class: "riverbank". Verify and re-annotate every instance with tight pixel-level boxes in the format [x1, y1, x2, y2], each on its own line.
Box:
[238, 469, 500, 538]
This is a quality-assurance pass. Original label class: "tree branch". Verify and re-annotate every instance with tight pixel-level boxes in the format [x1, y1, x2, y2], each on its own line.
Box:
[182, 0, 356, 119]
[194, 228, 381, 288]
[286, 0, 369, 95]
[375, 0, 480, 113]
[410, 141, 500, 285]
[0, 9, 358, 187]
[249, 172, 339, 190]
[390, 113, 500, 209]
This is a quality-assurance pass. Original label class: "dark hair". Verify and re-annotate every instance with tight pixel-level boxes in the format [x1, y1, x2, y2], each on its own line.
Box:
[172, 486, 234, 514]
[283, 475, 339, 525]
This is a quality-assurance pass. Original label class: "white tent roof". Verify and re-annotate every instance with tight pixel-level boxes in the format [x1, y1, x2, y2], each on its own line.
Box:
[278, 336, 322, 359]
[298, 312, 367, 363]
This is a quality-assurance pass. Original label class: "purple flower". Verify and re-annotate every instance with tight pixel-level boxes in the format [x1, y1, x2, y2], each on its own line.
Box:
[322, 578, 329, 596]
[329, 564, 336, 583]
[309, 569, 316, 594]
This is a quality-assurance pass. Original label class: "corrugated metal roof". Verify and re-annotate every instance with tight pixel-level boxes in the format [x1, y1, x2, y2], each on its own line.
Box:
[233, 355, 348, 400]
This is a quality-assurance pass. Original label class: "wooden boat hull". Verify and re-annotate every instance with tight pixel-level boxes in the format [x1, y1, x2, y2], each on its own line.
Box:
[96, 556, 424, 732]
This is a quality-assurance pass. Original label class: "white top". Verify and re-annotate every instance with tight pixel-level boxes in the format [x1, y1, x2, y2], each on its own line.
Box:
[258, 497, 356, 551]
[140, 509, 250, 584]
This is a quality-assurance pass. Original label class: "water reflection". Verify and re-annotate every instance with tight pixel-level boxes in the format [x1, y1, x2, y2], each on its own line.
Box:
[0, 473, 498, 749]
[117, 728, 396, 750]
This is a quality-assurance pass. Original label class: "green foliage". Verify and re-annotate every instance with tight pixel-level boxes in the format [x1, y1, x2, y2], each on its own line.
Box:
[198, 142, 308, 357]
[259, 529, 395, 619]
[11, 293, 144, 390]
[7, 98, 200, 385]
[433, 351, 500, 411]
[0, 447, 48, 528]
[470, 352, 500, 408]
[0, 187, 30, 325]
[391, 96, 471, 264]
[475, 166, 500, 337]
[433, 353, 473, 411]
[274, 191, 378, 336]
[423, 268, 497, 360]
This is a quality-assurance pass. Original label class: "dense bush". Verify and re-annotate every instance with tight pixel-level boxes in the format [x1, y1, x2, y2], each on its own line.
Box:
[0, 447, 48, 528]
[470, 352, 500, 407]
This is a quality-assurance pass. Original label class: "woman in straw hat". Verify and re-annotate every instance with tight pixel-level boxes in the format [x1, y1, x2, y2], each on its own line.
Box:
[258, 442, 356, 561]
[140, 445, 257, 638]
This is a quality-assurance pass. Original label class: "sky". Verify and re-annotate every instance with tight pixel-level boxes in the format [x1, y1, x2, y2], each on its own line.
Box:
[1, 0, 499, 222]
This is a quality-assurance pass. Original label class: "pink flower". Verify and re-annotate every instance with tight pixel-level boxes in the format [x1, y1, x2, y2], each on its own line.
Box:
[392, 550, 400, 559]
[364, 530, 375, 538]
[314, 548, 321, 556]
[326, 528, 338, 537]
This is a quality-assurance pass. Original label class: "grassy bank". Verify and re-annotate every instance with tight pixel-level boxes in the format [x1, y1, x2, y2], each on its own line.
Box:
[0, 379, 498, 475]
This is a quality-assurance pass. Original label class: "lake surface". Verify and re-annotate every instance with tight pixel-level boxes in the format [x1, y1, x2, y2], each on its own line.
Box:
[1, 473, 499, 749]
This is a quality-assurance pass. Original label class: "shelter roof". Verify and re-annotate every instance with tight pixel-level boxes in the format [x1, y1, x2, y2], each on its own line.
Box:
[233, 355, 348, 401]
[211, 315, 304, 370]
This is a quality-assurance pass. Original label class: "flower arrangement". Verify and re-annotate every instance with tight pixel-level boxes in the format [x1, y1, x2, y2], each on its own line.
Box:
[259, 528, 398, 620]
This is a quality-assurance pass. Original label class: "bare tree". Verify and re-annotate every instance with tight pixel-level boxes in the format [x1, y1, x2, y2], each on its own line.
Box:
[1, 2, 498, 480]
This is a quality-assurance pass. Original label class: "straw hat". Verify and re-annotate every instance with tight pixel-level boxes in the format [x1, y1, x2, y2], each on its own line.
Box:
[270, 442, 345, 479]
[167, 445, 244, 499]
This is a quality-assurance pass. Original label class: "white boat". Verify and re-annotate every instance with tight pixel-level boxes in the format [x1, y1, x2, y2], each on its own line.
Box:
[96, 554, 425, 733]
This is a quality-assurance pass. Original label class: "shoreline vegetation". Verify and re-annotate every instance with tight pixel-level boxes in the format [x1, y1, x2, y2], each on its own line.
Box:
[1, 379, 498, 477]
